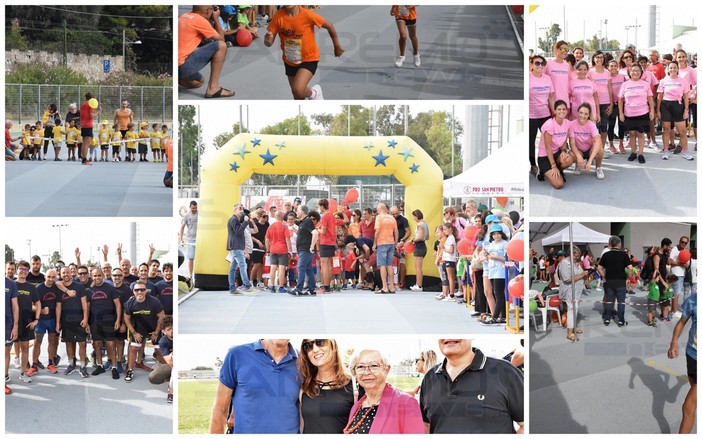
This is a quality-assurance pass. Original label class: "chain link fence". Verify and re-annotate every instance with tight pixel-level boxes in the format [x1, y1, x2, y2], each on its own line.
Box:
[5, 84, 173, 127]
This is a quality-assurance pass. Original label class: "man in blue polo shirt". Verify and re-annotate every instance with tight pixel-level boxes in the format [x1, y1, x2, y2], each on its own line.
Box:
[210, 339, 300, 433]
[420, 339, 524, 433]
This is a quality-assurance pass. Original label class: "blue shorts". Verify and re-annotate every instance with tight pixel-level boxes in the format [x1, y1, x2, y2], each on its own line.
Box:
[179, 40, 220, 81]
[672, 276, 684, 297]
[34, 318, 57, 335]
[187, 239, 196, 259]
[376, 244, 395, 267]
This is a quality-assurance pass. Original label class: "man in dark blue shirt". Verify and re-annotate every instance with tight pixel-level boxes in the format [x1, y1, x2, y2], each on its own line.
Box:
[55, 267, 89, 378]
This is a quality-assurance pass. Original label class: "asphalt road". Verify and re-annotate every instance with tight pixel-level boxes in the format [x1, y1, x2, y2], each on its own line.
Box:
[5, 161, 172, 217]
[178, 5, 523, 100]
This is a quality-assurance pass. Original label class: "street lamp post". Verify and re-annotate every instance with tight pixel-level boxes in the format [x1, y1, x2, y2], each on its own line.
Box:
[122, 29, 142, 72]
[52, 224, 68, 259]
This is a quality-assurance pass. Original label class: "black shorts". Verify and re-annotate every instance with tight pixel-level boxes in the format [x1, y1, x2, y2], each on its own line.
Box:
[251, 249, 265, 264]
[413, 241, 427, 258]
[100, 144, 109, 150]
[284, 61, 318, 77]
[624, 114, 649, 133]
[90, 320, 117, 341]
[18, 320, 34, 342]
[138, 143, 148, 154]
[537, 149, 564, 176]
[319, 244, 336, 258]
[112, 145, 121, 154]
[61, 321, 87, 343]
[443, 261, 456, 270]
[660, 100, 686, 123]
[67, 144, 76, 149]
[396, 18, 417, 26]
[690, 103, 697, 128]
[269, 253, 289, 266]
[687, 353, 696, 384]
[115, 328, 127, 340]
[596, 104, 610, 133]
[81, 127, 93, 138]
[344, 271, 356, 280]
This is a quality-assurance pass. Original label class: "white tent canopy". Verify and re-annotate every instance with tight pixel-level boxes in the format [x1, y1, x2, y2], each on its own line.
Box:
[443, 133, 525, 198]
[541, 222, 611, 246]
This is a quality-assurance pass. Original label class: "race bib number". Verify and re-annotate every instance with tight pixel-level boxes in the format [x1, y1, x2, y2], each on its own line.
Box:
[283, 38, 303, 64]
[399, 6, 409, 16]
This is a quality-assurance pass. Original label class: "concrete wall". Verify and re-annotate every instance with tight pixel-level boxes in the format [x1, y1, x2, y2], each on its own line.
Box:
[6, 49, 124, 79]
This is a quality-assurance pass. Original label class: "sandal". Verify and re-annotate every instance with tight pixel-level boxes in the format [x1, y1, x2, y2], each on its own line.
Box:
[204, 87, 235, 99]
[576, 329, 583, 334]
[609, 145, 617, 154]
[567, 333, 577, 341]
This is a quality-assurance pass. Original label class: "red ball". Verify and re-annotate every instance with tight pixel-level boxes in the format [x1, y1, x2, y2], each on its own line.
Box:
[457, 239, 475, 256]
[548, 296, 561, 307]
[506, 239, 524, 262]
[236, 29, 253, 47]
[678, 249, 691, 264]
[403, 241, 415, 253]
[508, 277, 524, 299]
[328, 199, 339, 212]
[464, 225, 479, 240]
[345, 188, 359, 203]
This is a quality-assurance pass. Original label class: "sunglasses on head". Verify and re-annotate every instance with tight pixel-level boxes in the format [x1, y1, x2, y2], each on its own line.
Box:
[302, 339, 327, 352]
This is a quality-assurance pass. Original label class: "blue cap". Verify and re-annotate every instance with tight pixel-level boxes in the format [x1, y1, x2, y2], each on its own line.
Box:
[489, 224, 503, 234]
[485, 214, 499, 223]
[222, 5, 236, 15]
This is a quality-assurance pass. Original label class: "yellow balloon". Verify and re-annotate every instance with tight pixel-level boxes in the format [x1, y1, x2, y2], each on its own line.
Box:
[88, 98, 98, 109]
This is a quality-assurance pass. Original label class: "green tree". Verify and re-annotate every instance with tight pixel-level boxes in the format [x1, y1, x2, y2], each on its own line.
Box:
[537, 23, 562, 54]
[260, 116, 312, 136]
[5, 244, 15, 263]
[178, 105, 202, 187]
[407, 111, 463, 178]
[212, 123, 243, 150]
[329, 106, 371, 136]
[310, 112, 334, 135]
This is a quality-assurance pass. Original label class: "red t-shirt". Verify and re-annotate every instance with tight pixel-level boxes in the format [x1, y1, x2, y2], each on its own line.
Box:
[332, 254, 342, 275]
[80, 101, 93, 128]
[266, 222, 291, 254]
[343, 252, 357, 272]
[359, 219, 375, 240]
[319, 212, 336, 246]
[5, 128, 12, 148]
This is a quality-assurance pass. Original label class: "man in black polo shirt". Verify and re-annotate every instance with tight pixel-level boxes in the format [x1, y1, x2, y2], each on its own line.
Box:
[26, 256, 45, 286]
[87, 268, 121, 378]
[111, 268, 133, 376]
[420, 339, 524, 433]
[123, 281, 164, 383]
[120, 258, 139, 284]
[130, 263, 157, 295]
[597, 236, 634, 326]
[55, 267, 89, 378]
[154, 263, 173, 315]
[148, 259, 164, 284]
[28, 269, 61, 376]
[14, 261, 41, 383]
[290, 210, 320, 296]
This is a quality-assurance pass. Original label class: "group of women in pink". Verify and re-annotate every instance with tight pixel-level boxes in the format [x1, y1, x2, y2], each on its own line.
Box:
[530, 40, 697, 189]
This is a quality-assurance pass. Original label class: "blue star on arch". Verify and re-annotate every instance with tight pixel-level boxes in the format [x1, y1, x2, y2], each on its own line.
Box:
[259, 149, 278, 166]
[275, 141, 286, 150]
[251, 137, 261, 147]
[372, 150, 390, 167]
[409, 163, 420, 173]
[387, 139, 398, 148]
[233, 144, 251, 159]
[363, 141, 374, 150]
[398, 147, 414, 162]
[229, 162, 240, 172]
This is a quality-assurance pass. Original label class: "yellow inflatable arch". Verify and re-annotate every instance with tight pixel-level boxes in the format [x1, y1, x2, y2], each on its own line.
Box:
[194, 133, 443, 290]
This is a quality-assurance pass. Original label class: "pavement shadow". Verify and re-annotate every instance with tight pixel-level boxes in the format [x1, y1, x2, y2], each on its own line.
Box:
[627, 357, 688, 433]
[529, 350, 588, 433]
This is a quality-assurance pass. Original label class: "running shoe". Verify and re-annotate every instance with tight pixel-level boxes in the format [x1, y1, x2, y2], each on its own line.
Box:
[64, 364, 76, 375]
[269, 286, 277, 293]
[596, 168, 605, 180]
[409, 285, 423, 291]
[394, 55, 405, 67]
[530, 165, 539, 176]
[112, 368, 120, 379]
[638, 155, 646, 164]
[47, 364, 58, 374]
[681, 152, 694, 161]
[627, 153, 637, 161]
[79, 367, 89, 378]
[674, 145, 683, 154]
[662, 150, 670, 160]
[124, 369, 134, 382]
[167, 393, 173, 403]
[5, 385, 10, 395]
[91, 365, 105, 376]
[26, 366, 38, 377]
[647, 321, 657, 327]
[36, 360, 45, 369]
[310, 84, 323, 100]
[617, 321, 628, 327]
[414, 54, 421, 67]
[135, 362, 153, 372]
[278, 287, 288, 294]
[229, 289, 242, 296]
[116, 362, 124, 374]
[572, 167, 581, 175]
[19, 373, 31, 383]
[103, 360, 112, 371]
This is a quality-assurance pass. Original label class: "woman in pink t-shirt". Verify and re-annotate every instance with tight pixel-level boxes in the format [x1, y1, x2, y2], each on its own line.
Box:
[588, 51, 614, 152]
[529, 55, 555, 177]
[570, 61, 600, 122]
[657, 61, 691, 160]
[569, 103, 605, 180]
[618, 63, 655, 164]
[676, 49, 697, 150]
[545, 40, 571, 105]
[536, 100, 571, 188]
[608, 59, 627, 154]
[618, 49, 636, 80]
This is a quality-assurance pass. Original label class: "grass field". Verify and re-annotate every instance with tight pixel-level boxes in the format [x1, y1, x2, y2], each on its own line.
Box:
[178, 375, 422, 434]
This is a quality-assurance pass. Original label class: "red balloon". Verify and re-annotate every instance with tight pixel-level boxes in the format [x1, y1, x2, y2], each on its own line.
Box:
[678, 249, 691, 264]
[457, 239, 475, 256]
[506, 239, 524, 262]
[345, 188, 359, 203]
[236, 29, 253, 47]
[328, 199, 338, 212]
[508, 277, 524, 299]
[464, 225, 479, 240]
[548, 296, 561, 307]
[404, 241, 415, 253]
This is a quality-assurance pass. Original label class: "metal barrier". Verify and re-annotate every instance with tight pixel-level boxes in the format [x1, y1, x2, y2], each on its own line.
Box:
[239, 183, 407, 210]
[5, 83, 173, 126]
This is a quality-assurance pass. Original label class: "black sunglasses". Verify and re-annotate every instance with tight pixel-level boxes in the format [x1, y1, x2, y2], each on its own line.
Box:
[533, 61, 546, 66]
[78, 272, 88, 275]
[302, 339, 327, 352]
[134, 288, 146, 292]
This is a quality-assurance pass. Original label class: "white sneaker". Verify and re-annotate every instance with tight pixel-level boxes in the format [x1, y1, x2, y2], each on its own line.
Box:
[310, 84, 323, 100]
[414, 54, 421, 67]
[394, 55, 405, 67]
[673, 311, 683, 318]
[681, 152, 694, 161]
[596, 167, 605, 180]
[572, 167, 581, 175]
[409, 285, 423, 291]
[662, 150, 670, 160]
[19, 373, 31, 383]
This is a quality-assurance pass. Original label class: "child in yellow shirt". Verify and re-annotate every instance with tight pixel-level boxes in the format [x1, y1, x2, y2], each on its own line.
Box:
[160, 124, 171, 162]
[32, 121, 44, 160]
[111, 123, 123, 162]
[21, 124, 32, 160]
[150, 123, 162, 163]
[51, 117, 65, 161]
[138, 122, 150, 162]
[98, 120, 112, 162]
[65, 119, 78, 161]
[124, 123, 138, 162]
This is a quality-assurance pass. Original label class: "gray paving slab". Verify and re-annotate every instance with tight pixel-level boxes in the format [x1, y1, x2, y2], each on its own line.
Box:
[178, 288, 519, 334]
[5, 342, 172, 434]
[5, 161, 172, 217]
[529, 290, 696, 434]
[530, 140, 697, 218]
[178, 5, 523, 100]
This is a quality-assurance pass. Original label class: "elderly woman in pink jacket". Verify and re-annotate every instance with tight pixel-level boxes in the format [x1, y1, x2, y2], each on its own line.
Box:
[344, 349, 424, 434]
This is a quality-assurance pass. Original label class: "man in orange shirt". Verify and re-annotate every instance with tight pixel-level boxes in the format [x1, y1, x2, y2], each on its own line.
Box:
[264, 5, 344, 100]
[163, 139, 173, 187]
[373, 203, 399, 294]
[178, 6, 234, 98]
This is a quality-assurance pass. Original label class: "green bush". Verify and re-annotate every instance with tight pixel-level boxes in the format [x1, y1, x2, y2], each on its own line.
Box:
[5, 63, 172, 86]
